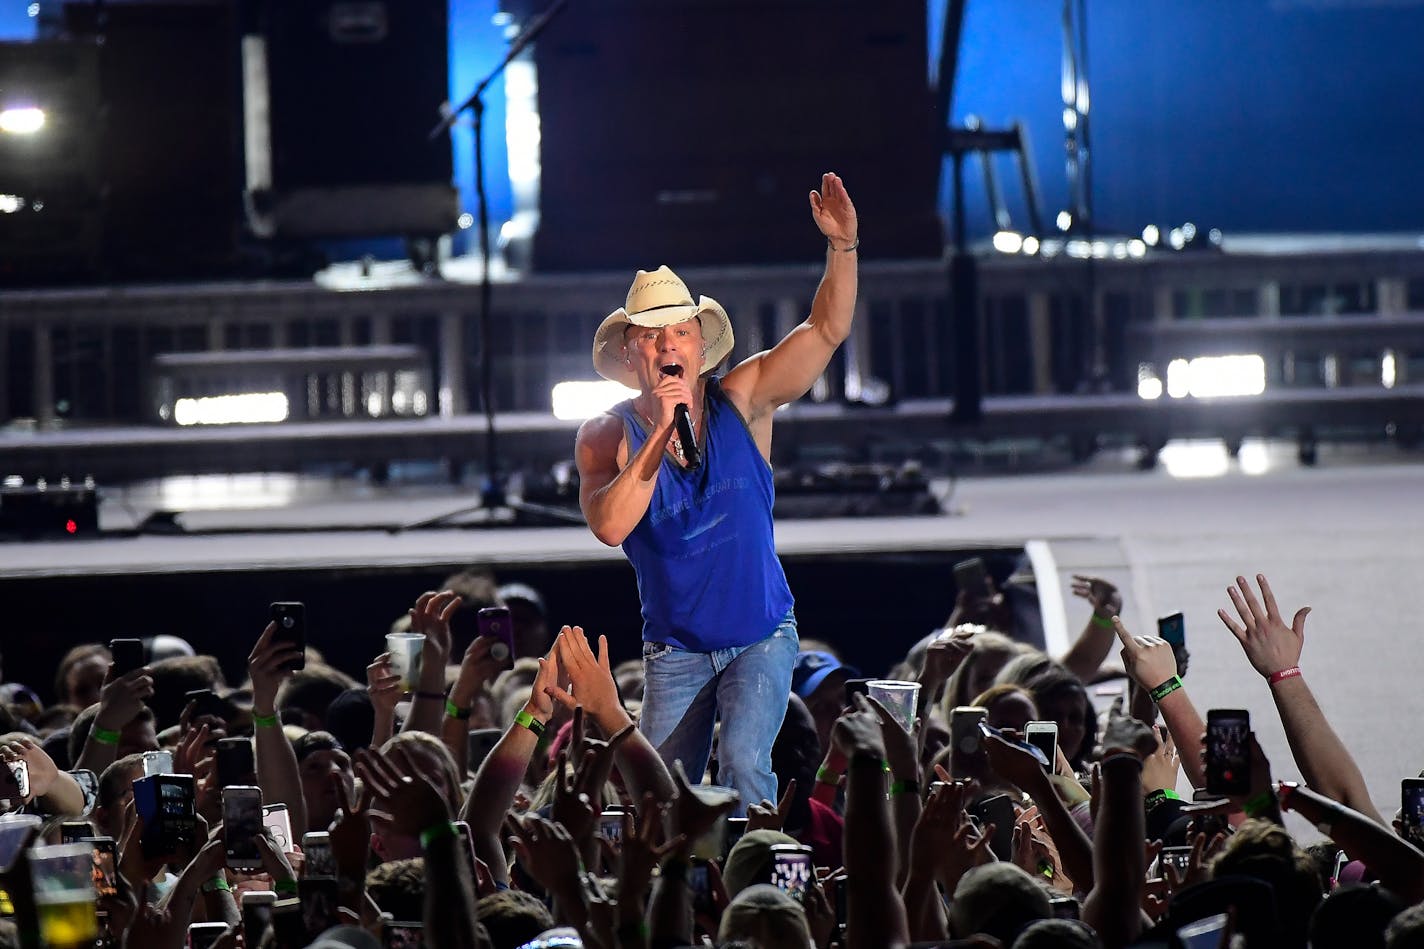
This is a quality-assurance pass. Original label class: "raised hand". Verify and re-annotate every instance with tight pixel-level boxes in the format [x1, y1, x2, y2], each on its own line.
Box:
[0, 737, 57, 801]
[908, 780, 992, 890]
[865, 695, 919, 784]
[248, 621, 303, 714]
[506, 814, 585, 899]
[1097, 696, 1159, 760]
[920, 627, 975, 692]
[548, 626, 623, 725]
[670, 760, 738, 851]
[354, 746, 451, 838]
[617, 793, 684, 904]
[1112, 617, 1179, 690]
[366, 652, 402, 715]
[830, 692, 888, 763]
[450, 636, 508, 709]
[981, 729, 1052, 797]
[1072, 575, 1122, 620]
[747, 778, 798, 834]
[94, 664, 154, 735]
[1218, 573, 1310, 678]
[327, 771, 372, 884]
[1140, 727, 1180, 794]
[809, 172, 858, 248]
[408, 590, 463, 666]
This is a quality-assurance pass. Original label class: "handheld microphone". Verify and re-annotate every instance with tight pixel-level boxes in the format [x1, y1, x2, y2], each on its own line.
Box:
[660, 365, 701, 468]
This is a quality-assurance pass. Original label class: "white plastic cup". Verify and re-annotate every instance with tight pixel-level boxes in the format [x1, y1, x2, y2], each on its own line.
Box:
[866, 679, 921, 733]
[688, 784, 740, 860]
[385, 633, 426, 692]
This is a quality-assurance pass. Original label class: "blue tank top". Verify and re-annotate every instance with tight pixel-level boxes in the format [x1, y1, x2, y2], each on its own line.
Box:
[613, 377, 794, 652]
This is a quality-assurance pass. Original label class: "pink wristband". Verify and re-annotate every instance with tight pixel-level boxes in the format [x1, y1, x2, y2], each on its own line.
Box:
[1267, 666, 1302, 685]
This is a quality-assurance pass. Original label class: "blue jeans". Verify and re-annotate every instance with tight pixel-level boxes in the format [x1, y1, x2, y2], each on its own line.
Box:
[639, 611, 798, 816]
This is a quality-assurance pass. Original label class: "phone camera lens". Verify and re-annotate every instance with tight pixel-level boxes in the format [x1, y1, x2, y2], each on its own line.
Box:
[282, 616, 294, 628]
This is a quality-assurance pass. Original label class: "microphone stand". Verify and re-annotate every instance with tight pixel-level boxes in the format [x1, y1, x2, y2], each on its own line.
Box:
[396, 0, 578, 532]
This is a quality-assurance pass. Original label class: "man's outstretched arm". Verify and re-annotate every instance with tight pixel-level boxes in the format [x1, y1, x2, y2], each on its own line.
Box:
[722, 172, 859, 421]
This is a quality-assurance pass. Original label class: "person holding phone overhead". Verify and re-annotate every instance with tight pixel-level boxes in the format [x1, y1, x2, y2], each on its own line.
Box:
[575, 173, 859, 812]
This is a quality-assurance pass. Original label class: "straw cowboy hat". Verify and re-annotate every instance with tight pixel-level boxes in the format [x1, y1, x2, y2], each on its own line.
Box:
[592, 265, 734, 387]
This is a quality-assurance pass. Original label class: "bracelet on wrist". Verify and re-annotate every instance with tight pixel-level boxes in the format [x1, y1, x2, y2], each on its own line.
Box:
[1149, 675, 1184, 703]
[829, 236, 859, 253]
[815, 765, 843, 786]
[201, 875, 231, 893]
[1144, 788, 1182, 811]
[848, 754, 890, 774]
[1090, 613, 1116, 631]
[274, 879, 298, 896]
[445, 698, 472, 720]
[252, 712, 280, 729]
[419, 820, 460, 850]
[889, 778, 920, 797]
[513, 709, 546, 736]
[1267, 666, 1302, 686]
[1242, 790, 1277, 818]
[90, 725, 121, 746]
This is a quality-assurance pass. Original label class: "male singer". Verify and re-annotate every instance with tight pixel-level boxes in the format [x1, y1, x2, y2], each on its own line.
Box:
[575, 173, 859, 811]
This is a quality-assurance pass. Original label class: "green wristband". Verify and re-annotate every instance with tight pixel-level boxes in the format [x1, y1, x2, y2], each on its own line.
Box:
[513, 709, 545, 736]
[253, 712, 280, 729]
[274, 878, 298, 896]
[889, 779, 920, 797]
[1243, 790, 1276, 818]
[445, 699, 472, 720]
[90, 725, 121, 746]
[1144, 788, 1182, 807]
[420, 820, 459, 850]
[815, 765, 842, 785]
[1149, 675, 1183, 703]
[201, 875, 231, 893]
[1091, 613, 1116, 630]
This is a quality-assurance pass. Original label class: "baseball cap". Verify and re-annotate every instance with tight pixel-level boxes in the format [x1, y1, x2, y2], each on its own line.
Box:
[791, 651, 859, 700]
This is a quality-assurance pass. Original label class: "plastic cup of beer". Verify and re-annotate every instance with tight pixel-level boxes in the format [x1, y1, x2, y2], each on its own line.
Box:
[866, 679, 921, 733]
[688, 784, 740, 860]
[385, 633, 426, 692]
[29, 842, 100, 949]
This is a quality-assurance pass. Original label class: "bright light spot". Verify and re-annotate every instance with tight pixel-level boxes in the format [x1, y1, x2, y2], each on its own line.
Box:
[457, 213, 474, 230]
[1182, 222, 1197, 241]
[31, 199, 42, 211]
[1142, 224, 1160, 246]
[1168, 228, 1186, 251]
[992, 230, 1023, 254]
[1382, 351, 1397, 389]
[1056, 210, 1072, 232]
[1137, 376, 1163, 400]
[1166, 354, 1266, 399]
[27, 3, 39, 16]
[0, 194, 23, 214]
[1160, 439, 1230, 479]
[1090, 240, 1109, 259]
[1208, 228, 1223, 246]
[1166, 359, 1191, 398]
[173, 392, 289, 426]
[505, 109, 542, 187]
[366, 392, 384, 416]
[1062, 107, 1077, 131]
[1238, 440, 1271, 476]
[0, 108, 45, 134]
[1021, 235, 1040, 256]
[412, 391, 428, 415]
[1066, 239, 1092, 259]
[1128, 239, 1147, 258]
[65, 519, 77, 534]
[1111, 242, 1129, 259]
[552, 380, 638, 421]
[157, 473, 301, 511]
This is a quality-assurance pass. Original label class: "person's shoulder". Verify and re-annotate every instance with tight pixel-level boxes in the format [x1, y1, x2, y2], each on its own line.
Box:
[575, 411, 626, 454]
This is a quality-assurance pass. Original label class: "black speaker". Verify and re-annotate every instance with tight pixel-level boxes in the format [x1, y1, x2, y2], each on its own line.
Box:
[243, 0, 457, 239]
[521, 0, 943, 270]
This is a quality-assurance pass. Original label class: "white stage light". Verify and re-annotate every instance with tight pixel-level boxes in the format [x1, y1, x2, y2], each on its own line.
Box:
[0, 108, 45, 134]
[173, 392, 289, 426]
[992, 230, 1023, 254]
[552, 380, 637, 421]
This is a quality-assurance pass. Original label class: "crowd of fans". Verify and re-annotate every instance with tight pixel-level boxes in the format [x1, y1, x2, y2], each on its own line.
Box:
[1, 564, 1422, 949]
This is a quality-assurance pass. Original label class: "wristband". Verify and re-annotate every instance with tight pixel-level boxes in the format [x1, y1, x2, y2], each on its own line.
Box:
[201, 875, 231, 893]
[1267, 666, 1302, 686]
[1144, 788, 1182, 807]
[1037, 859, 1055, 880]
[513, 709, 546, 736]
[419, 820, 459, 850]
[829, 236, 859, 253]
[1243, 790, 1276, 818]
[889, 779, 920, 797]
[445, 699, 472, 720]
[274, 879, 298, 896]
[252, 712, 280, 729]
[90, 725, 121, 746]
[1149, 675, 1183, 703]
[815, 765, 842, 786]
[1090, 613, 1116, 630]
